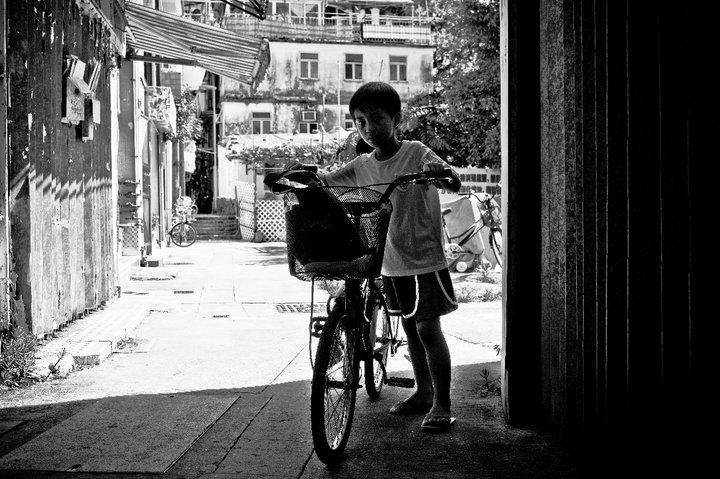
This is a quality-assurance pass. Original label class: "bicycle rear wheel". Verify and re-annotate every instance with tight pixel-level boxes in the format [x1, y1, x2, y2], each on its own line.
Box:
[489, 227, 502, 267]
[311, 301, 358, 464]
[170, 222, 197, 247]
[364, 292, 390, 399]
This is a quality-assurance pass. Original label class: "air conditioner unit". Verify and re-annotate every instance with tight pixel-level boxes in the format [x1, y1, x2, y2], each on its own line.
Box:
[301, 110, 317, 122]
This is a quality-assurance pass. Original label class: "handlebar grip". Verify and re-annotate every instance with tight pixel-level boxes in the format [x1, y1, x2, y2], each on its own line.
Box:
[299, 164, 319, 173]
[424, 167, 454, 180]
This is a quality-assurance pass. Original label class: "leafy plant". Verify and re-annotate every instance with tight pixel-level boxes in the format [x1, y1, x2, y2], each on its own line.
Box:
[168, 88, 204, 144]
[454, 283, 502, 303]
[479, 367, 501, 397]
[0, 328, 38, 387]
[225, 142, 338, 169]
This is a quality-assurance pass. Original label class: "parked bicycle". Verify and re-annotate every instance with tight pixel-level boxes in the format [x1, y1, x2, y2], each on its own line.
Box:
[266, 165, 453, 464]
[168, 209, 197, 247]
[441, 186, 502, 271]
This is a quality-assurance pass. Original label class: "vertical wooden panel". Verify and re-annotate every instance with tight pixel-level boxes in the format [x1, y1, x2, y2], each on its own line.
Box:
[603, 0, 629, 447]
[67, 2, 85, 318]
[657, 1, 691, 395]
[564, 0, 581, 441]
[0, 0, 9, 331]
[53, 0, 71, 326]
[8, 0, 32, 334]
[592, 0, 608, 439]
[626, 0, 662, 440]
[538, 0, 567, 428]
[580, 0, 599, 445]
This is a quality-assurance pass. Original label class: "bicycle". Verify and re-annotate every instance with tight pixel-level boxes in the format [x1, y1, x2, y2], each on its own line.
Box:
[441, 186, 502, 271]
[266, 166, 453, 464]
[168, 210, 197, 247]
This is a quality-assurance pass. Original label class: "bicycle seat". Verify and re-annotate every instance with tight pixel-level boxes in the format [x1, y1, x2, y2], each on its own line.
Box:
[302, 253, 377, 277]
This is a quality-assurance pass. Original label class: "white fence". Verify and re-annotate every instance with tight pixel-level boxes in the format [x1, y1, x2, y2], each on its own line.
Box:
[236, 181, 286, 242]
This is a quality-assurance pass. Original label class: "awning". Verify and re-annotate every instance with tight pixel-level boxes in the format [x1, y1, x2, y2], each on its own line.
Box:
[124, 2, 269, 86]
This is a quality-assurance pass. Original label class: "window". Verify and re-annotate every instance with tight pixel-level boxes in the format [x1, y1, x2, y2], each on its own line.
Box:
[345, 53, 363, 81]
[299, 110, 319, 133]
[344, 113, 354, 130]
[300, 52, 318, 79]
[298, 122, 319, 134]
[252, 112, 271, 134]
[274, 2, 321, 24]
[389, 55, 407, 82]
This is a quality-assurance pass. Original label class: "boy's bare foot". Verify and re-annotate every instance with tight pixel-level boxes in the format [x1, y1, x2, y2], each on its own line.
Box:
[389, 395, 433, 415]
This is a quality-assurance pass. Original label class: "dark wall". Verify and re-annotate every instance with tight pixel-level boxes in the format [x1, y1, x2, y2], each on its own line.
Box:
[6, 1, 118, 336]
[505, 0, 707, 473]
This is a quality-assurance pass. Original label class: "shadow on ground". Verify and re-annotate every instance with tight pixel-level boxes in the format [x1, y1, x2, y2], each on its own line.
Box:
[0, 362, 582, 479]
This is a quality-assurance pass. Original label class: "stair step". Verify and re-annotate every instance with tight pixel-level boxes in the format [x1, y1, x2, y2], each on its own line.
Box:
[190, 215, 239, 239]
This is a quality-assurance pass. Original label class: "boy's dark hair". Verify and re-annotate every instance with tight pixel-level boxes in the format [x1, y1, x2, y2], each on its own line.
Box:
[349, 82, 402, 120]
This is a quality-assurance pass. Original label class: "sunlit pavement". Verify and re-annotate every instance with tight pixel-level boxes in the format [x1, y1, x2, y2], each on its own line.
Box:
[0, 241, 581, 478]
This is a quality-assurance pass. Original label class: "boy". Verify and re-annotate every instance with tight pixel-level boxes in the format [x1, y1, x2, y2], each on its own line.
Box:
[321, 81, 462, 432]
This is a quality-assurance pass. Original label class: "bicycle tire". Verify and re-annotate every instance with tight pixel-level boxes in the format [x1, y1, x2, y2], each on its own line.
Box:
[311, 301, 358, 464]
[489, 227, 502, 268]
[364, 292, 390, 399]
[169, 222, 197, 247]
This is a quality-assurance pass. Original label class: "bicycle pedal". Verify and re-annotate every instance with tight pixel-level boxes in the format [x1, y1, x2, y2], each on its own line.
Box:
[386, 376, 415, 388]
[311, 317, 326, 338]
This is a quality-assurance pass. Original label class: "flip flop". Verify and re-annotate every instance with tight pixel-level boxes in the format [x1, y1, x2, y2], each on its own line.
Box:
[389, 400, 432, 415]
[420, 415, 456, 432]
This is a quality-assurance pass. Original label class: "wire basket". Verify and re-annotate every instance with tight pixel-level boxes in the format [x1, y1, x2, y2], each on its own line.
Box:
[284, 185, 393, 281]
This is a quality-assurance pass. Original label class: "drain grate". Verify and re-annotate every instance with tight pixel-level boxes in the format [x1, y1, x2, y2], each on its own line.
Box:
[276, 303, 325, 314]
[174, 290, 194, 294]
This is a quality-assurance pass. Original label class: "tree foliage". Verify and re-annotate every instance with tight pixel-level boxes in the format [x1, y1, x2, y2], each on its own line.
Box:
[400, 0, 500, 167]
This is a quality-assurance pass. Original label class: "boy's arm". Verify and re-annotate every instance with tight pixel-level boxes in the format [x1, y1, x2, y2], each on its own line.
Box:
[422, 162, 462, 193]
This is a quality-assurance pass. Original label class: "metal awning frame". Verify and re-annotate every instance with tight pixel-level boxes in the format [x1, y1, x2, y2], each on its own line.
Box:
[124, 2, 269, 86]
[217, 0, 269, 20]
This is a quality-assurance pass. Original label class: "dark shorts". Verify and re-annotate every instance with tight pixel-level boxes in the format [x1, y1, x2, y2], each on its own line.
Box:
[382, 268, 458, 321]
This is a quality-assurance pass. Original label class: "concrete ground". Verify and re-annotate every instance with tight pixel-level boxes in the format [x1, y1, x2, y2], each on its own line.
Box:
[0, 241, 583, 478]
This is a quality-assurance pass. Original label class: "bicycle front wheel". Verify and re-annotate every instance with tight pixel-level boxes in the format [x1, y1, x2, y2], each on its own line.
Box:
[311, 301, 358, 464]
[364, 293, 390, 399]
[169, 222, 197, 247]
[489, 227, 502, 268]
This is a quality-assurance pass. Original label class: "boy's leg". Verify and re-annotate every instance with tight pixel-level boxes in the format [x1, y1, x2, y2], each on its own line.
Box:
[400, 317, 434, 405]
[416, 317, 452, 417]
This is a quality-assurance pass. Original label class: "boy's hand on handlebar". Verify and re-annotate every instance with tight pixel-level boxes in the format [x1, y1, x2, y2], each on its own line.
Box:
[422, 163, 461, 192]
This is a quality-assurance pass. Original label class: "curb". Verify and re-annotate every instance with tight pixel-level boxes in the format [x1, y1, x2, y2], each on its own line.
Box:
[32, 301, 150, 378]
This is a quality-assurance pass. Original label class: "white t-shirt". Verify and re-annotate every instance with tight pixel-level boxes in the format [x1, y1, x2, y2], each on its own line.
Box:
[323, 140, 450, 276]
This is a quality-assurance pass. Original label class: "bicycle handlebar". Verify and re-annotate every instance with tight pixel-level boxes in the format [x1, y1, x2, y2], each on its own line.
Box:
[379, 168, 455, 202]
[265, 163, 454, 199]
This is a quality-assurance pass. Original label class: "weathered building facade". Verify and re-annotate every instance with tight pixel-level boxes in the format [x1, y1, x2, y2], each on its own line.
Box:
[2, 0, 126, 337]
[1, 0, 267, 338]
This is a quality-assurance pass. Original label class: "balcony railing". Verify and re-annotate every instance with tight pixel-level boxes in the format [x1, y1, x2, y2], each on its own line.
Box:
[187, 12, 434, 45]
